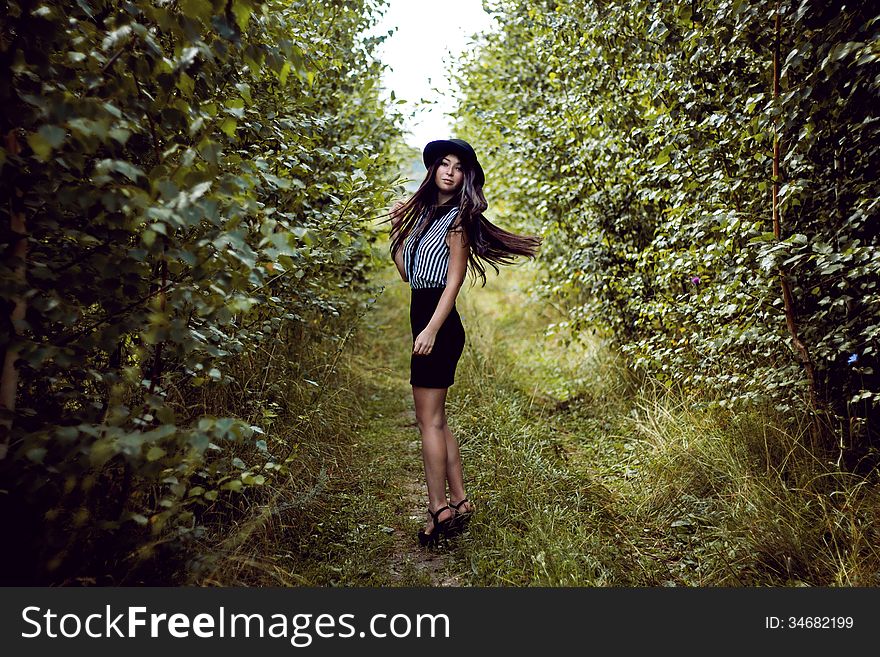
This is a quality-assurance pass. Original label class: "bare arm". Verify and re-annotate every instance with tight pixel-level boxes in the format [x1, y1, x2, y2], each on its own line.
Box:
[412, 226, 470, 355]
[392, 244, 408, 282]
[390, 202, 408, 282]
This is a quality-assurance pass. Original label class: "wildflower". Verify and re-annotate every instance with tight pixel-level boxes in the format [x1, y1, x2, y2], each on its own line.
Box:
[848, 354, 858, 365]
[690, 276, 700, 285]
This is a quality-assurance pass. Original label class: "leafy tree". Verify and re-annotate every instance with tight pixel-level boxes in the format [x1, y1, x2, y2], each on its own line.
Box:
[0, 0, 401, 583]
[455, 0, 879, 447]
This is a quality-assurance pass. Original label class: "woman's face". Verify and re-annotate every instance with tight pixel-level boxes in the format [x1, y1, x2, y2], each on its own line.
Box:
[434, 153, 464, 195]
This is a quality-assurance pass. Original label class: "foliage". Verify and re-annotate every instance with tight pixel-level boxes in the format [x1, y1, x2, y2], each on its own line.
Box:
[449, 261, 880, 586]
[454, 0, 879, 445]
[0, 0, 401, 583]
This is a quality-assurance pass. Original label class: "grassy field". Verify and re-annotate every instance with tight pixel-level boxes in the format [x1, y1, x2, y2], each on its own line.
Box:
[193, 257, 880, 587]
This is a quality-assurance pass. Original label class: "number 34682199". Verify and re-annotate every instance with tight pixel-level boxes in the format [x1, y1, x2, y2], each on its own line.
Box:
[765, 616, 853, 629]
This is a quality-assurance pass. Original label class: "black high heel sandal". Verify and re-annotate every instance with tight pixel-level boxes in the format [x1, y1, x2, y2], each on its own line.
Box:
[450, 498, 474, 533]
[418, 505, 453, 547]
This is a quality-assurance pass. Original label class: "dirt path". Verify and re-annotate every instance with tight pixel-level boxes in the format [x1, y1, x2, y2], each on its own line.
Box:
[351, 276, 465, 587]
[386, 409, 464, 587]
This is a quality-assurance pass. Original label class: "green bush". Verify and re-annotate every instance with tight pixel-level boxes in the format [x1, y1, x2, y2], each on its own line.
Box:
[455, 0, 879, 445]
[0, 0, 401, 583]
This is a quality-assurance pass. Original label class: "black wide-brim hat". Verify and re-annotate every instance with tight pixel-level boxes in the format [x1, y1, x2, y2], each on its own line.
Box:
[423, 138, 485, 188]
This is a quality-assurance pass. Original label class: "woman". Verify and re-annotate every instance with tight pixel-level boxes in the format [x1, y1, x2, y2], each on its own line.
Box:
[389, 139, 541, 546]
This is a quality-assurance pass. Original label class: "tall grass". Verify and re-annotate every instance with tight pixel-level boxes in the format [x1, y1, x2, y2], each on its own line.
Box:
[179, 294, 403, 586]
[446, 263, 638, 585]
[444, 260, 880, 586]
[183, 255, 880, 587]
[629, 397, 880, 586]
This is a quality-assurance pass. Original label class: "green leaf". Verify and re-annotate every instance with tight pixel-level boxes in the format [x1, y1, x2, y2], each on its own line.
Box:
[95, 159, 146, 182]
[90, 439, 118, 468]
[655, 144, 672, 165]
[39, 125, 66, 148]
[177, 72, 195, 98]
[147, 446, 166, 461]
[232, 0, 253, 32]
[27, 132, 53, 161]
[109, 127, 131, 144]
[197, 139, 221, 165]
[221, 479, 243, 492]
[235, 83, 252, 104]
[26, 447, 47, 463]
[225, 98, 245, 118]
[278, 61, 291, 85]
[242, 473, 265, 485]
[220, 117, 237, 137]
[179, 0, 212, 23]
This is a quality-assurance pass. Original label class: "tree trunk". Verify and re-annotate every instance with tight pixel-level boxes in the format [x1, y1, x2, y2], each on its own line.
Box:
[772, 2, 820, 412]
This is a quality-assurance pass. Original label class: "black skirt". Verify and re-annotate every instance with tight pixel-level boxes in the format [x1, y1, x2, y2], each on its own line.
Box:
[409, 287, 466, 388]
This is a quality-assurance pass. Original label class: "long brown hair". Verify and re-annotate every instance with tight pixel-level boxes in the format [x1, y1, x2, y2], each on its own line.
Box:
[388, 154, 541, 286]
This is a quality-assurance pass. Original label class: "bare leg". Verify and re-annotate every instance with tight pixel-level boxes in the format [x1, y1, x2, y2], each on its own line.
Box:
[413, 386, 454, 534]
[443, 423, 471, 511]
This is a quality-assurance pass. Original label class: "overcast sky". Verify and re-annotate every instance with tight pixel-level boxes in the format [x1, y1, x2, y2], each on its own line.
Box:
[372, 1, 494, 150]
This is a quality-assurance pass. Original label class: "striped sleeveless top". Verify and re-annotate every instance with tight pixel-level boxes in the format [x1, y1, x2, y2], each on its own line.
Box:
[403, 205, 461, 289]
